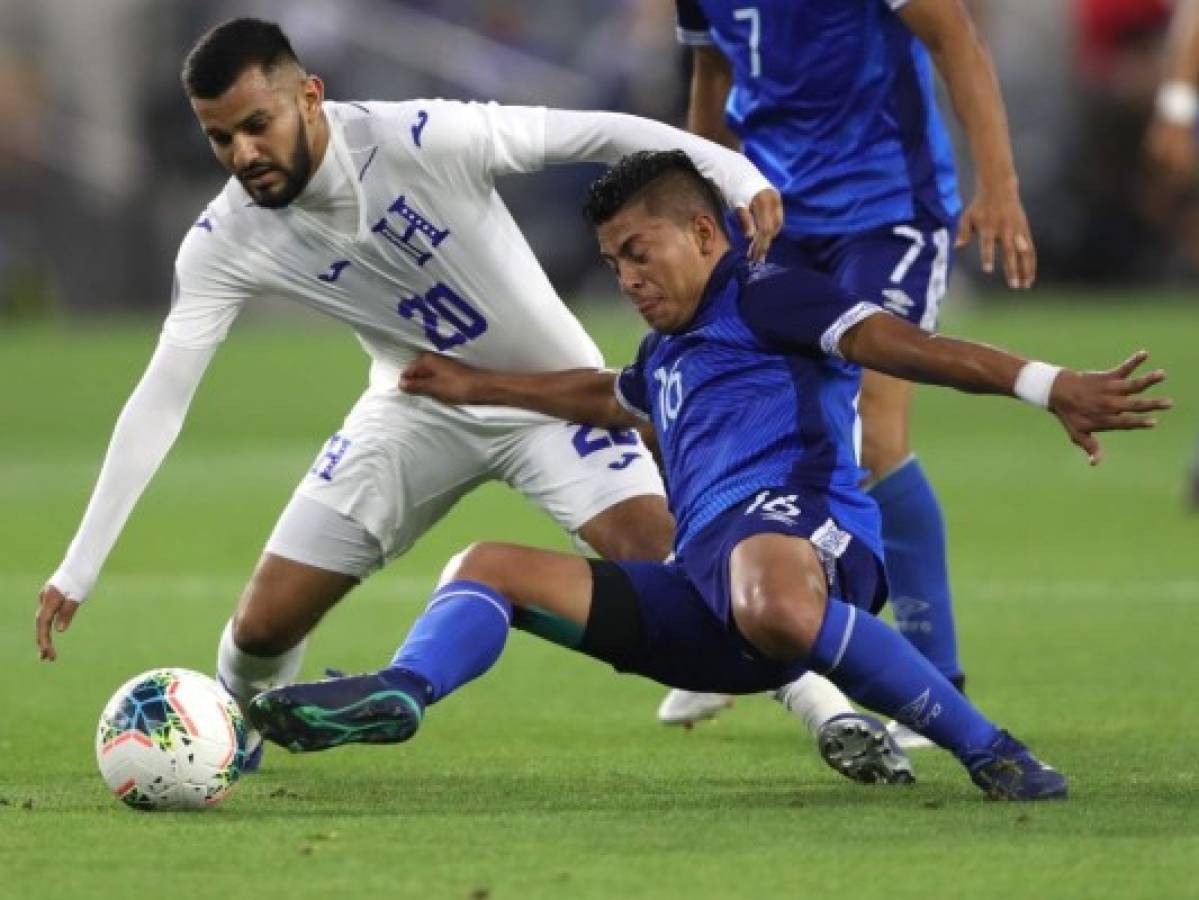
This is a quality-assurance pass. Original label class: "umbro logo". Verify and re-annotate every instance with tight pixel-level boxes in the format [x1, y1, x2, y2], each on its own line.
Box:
[760, 511, 798, 526]
[317, 260, 352, 283]
[896, 687, 942, 730]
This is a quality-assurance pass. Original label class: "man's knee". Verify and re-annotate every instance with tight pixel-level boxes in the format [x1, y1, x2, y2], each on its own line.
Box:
[231, 604, 303, 657]
[729, 536, 829, 662]
[232, 554, 357, 657]
[732, 587, 827, 662]
[438, 542, 511, 590]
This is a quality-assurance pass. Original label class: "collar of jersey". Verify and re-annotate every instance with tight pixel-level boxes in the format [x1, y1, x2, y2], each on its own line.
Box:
[289, 109, 371, 240]
[684, 249, 741, 331]
[294, 130, 347, 211]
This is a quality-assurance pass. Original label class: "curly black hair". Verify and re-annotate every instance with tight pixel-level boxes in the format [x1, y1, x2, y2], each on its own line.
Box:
[582, 150, 728, 235]
[182, 18, 302, 99]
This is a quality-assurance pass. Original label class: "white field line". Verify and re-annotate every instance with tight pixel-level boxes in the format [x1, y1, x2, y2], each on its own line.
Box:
[3, 573, 1197, 600]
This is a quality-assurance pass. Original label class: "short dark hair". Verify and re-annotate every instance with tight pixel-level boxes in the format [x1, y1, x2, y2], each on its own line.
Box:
[182, 18, 302, 99]
[582, 150, 728, 234]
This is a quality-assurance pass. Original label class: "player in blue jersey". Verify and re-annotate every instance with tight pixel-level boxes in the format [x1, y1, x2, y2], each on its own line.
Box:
[247, 151, 1169, 800]
[661, 0, 1037, 741]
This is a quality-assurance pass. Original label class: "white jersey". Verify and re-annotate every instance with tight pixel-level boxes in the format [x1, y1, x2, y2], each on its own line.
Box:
[169, 101, 608, 413]
[49, 100, 775, 602]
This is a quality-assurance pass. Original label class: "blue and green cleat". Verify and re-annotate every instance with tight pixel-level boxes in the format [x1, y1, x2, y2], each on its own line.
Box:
[966, 731, 1068, 801]
[248, 672, 424, 753]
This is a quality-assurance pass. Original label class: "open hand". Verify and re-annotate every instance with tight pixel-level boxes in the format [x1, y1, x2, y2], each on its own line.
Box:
[956, 187, 1036, 289]
[736, 188, 784, 263]
[1049, 351, 1172, 465]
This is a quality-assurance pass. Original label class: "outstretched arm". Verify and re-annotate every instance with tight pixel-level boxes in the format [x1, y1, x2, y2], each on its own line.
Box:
[36, 341, 217, 660]
[400, 352, 638, 430]
[839, 313, 1171, 465]
[897, 0, 1035, 289]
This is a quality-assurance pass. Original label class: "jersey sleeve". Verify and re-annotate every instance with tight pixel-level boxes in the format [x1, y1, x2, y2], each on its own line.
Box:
[406, 100, 548, 184]
[161, 224, 251, 351]
[542, 109, 772, 210]
[46, 341, 217, 602]
[737, 264, 886, 358]
[613, 334, 656, 422]
[676, 0, 715, 46]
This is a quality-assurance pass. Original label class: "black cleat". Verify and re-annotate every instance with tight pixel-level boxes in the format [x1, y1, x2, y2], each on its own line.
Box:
[249, 672, 423, 753]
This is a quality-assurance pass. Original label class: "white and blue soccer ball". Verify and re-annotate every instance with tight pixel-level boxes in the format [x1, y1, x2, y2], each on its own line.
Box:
[95, 668, 247, 811]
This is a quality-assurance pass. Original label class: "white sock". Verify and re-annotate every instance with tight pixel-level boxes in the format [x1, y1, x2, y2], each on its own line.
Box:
[216, 619, 307, 714]
[771, 672, 855, 735]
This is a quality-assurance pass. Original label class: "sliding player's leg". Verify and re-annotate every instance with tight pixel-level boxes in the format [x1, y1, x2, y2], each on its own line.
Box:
[726, 531, 1065, 799]
[248, 542, 601, 751]
[248, 540, 822, 753]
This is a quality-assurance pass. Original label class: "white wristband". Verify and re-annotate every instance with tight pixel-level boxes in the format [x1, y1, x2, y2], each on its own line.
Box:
[1156, 81, 1199, 127]
[1014, 361, 1062, 410]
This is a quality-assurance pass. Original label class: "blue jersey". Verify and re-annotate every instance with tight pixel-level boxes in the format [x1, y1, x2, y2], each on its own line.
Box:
[676, 0, 961, 235]
[615, 251, 884, 557]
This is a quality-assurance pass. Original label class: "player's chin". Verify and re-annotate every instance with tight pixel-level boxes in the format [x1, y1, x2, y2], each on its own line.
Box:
[636, 303, 676, 332]
[244, 176, 301, 209]
[251, 186, 295, 209]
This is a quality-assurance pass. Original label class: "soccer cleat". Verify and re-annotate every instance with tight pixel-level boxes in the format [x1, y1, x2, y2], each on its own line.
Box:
[248, 672, 423, 753]
[965, 731, 1068, 801]
[885, 719, 938, 751]
[817, 713, 916, 785]
[656, 690, 734, 727]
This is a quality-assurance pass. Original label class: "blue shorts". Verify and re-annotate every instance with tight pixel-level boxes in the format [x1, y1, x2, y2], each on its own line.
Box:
[762, 212, 956, 332]
[579, 488, 887, 694]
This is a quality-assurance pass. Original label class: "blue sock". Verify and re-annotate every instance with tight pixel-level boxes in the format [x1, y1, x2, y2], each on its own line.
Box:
[869, 456, 963, 683]
[809, 598, 998, 760]
[384, 580, 512, 704]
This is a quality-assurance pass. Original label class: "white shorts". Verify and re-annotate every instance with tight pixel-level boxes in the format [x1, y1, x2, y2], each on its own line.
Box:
[264, 386, 665, 577]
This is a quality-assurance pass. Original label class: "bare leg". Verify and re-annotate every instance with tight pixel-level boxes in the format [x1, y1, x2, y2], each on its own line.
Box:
[217, 553, 358, 711]
[576, 494, 675, 563]
[728, 533, 828, 661]
[858, 370, 913, 483]
[445, 542, 597, 625]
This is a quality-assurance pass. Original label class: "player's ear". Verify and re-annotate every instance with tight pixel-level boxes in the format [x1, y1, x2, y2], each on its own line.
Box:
[693, 212, 721, 256]
[299, 74, 324, 119]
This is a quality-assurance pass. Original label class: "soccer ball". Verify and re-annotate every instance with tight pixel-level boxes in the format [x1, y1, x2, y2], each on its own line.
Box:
[95, 668, 247, 811]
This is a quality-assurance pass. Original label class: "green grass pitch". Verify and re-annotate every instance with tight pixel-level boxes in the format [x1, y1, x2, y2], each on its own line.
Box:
[1, 296, 1197, 899]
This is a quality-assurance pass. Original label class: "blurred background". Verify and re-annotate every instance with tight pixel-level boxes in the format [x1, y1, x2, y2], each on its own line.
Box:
[1, 0, 1197, 322]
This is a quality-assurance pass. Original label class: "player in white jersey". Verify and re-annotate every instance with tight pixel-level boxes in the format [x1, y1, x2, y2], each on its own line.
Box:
[33, 18, 785, 768]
